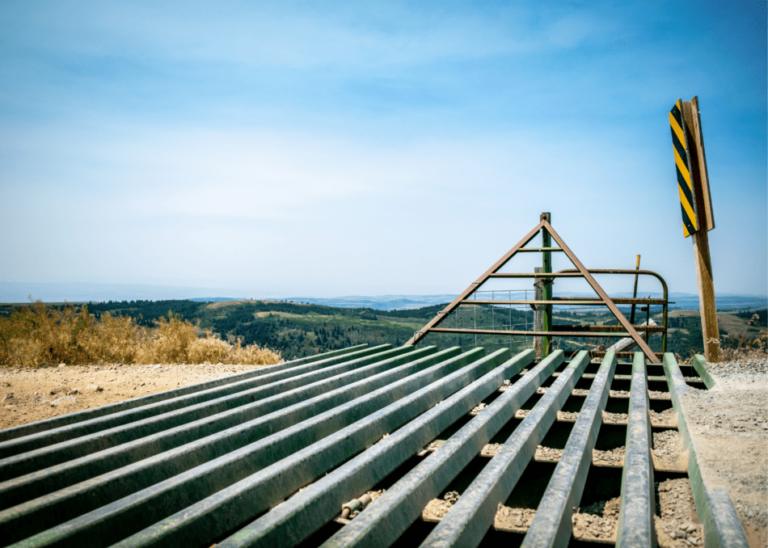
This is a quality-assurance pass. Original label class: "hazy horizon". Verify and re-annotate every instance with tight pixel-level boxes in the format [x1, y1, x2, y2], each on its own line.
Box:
[1, 282, 765, 312]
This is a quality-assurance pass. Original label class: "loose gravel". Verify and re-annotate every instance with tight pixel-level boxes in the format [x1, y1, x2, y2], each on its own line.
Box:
[680, 357, 768, 548]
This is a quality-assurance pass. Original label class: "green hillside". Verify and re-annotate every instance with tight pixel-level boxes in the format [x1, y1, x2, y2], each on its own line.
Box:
[4, 299, 761, 360]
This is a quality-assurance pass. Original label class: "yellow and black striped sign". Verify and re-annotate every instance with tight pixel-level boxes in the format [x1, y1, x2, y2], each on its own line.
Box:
[669, 100, 698, 237]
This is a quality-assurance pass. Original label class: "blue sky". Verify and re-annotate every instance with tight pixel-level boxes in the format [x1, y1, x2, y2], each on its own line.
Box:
[1, 0, 766, 301]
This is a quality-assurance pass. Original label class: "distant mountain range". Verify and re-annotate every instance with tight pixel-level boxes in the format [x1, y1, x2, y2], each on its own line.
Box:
[286, 295, 458, 310]
[0, 282, 247, 304]
[1, 283, 764, 311]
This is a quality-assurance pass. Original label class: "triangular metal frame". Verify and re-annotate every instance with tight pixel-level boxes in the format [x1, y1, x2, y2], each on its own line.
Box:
[407, 218, 661, 363]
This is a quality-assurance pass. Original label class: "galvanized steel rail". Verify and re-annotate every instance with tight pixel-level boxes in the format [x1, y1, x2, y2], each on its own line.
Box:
[0, 346, 749, 548]
[419, 350, 591, 548]
[0, 346, 449, 531]
[662, 354, 748, 548]
[1, 346, 463, 545]
[218, 349, 537, 547]
[322, 349, 563, 548]
[0, 345, 369, 443]
[521, 350, 618, 548]
[617, 353, 657, 547]
[0, 345, 402, 464]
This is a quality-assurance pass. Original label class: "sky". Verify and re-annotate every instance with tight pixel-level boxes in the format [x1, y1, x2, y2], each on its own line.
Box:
[1, 0, 766, 302]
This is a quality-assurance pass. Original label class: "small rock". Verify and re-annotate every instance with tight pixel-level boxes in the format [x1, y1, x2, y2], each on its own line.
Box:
[50, 395, 77, 407]
[35, 397, 49, 404]
[85, 384, 103, 393]
[443, 491, 460, 504]
[50, 387, 65, 395]
[1, 381, 10, 388]
[58, 363, 66, 368]
[2, 393, 13, 401]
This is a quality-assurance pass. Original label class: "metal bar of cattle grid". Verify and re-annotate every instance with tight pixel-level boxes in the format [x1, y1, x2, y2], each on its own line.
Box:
[616, 352, 657, 548]
[0, 344, 397, 460]
[0, 346, 443, 512]
[7, 348, 486, 548]
[0, 345, 369, 443]
[0, 346, 408, 478]
[521, 351, 618, 548]
[0, 347, 456, 543]
[662, 354, 748, 548]
[107, 348, 511, 548]
[420, 350, 591, 548]
[321, 350, 567, 548]
[216, 349, 536, 548]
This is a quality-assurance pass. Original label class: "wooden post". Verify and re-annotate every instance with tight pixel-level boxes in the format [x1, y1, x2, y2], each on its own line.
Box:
[541, 212, 553, 357]
[682, 99, 720, 362]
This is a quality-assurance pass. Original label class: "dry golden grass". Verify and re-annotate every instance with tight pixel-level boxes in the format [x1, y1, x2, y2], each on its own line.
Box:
[674, 325, 768, 364]
[718, 326, 768, 361]
[0, 302, 281, 367]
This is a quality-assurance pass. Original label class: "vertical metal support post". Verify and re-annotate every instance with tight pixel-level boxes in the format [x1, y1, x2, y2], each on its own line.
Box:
[508, 291, 512, 353]
[630, 254, 641, 325]
[534, 268, 543, 357]
[541, 212, 553, 357]
[491, 290, 495, 347]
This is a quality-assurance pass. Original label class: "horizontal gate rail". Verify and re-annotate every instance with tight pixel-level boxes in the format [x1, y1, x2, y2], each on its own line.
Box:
[461, 299, 666, 306]
[429, 327, 635, 338]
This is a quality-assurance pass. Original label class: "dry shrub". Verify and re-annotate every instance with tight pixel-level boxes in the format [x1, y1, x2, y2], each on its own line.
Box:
[718, 331, 768, 361]
[75, 311, 139, 364]
[134, 316, 199, 364]
[187, 335, 232, 365]
[0, 302, 281, 367]
[186, 333, 282, 365]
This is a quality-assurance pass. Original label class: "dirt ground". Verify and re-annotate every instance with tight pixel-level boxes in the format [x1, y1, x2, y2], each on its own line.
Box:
[0, 362, 272, 430]
[680, 357, 768, 548]
[422, 491, 461, 522]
